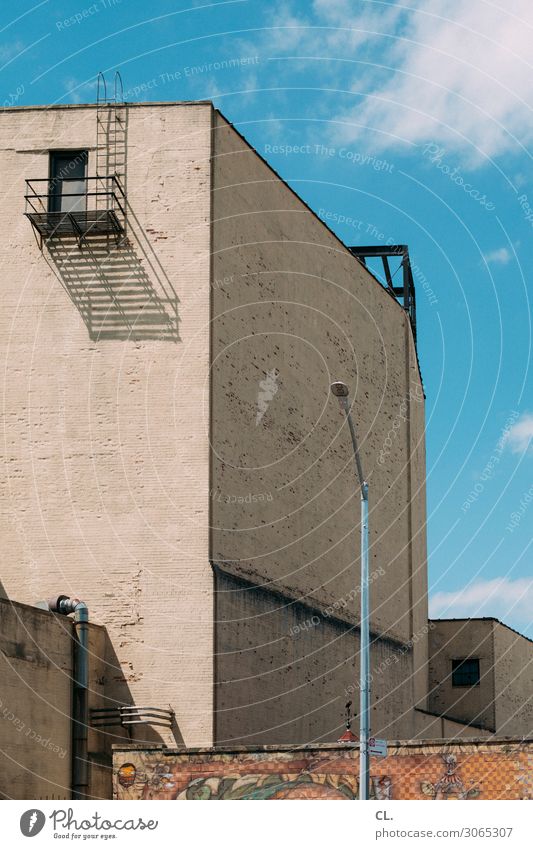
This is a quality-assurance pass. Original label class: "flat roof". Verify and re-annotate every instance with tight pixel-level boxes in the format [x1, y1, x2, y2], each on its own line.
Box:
[430, 617, 532, 644]
[0, 100, 212, 113]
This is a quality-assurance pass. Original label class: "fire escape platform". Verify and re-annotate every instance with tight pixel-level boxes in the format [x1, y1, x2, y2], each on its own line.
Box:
[25, 208, 124, 240]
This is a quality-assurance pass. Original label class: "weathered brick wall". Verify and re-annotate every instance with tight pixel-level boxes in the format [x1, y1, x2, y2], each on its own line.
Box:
[0, 103, 213, 747]
[113, 739, 533, 800]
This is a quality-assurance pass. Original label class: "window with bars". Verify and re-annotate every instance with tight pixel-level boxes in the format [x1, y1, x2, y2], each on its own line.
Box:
[451, 657, 480, 687]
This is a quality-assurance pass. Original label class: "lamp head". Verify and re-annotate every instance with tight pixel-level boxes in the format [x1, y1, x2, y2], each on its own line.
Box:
[330, 381, 350, 398]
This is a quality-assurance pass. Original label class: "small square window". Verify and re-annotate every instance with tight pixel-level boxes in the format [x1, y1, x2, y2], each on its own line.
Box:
[452, 658, 480, 687]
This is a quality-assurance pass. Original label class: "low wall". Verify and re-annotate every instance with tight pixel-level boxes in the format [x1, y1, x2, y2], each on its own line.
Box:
[0, 600, 72, 799]
[113, 739, 533, 800]
[0, 597, 113, 800]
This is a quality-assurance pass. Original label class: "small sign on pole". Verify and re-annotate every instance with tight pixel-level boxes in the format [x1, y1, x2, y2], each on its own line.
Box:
[368, 737, 387, 758]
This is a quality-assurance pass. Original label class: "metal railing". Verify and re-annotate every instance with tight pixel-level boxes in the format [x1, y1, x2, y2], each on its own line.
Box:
[349, 244, 417, 343]
[24, 175, 126, 246]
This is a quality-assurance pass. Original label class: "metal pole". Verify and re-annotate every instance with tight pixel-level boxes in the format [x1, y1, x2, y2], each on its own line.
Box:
[359, 481, 370, 800]
[345, 403, 370, 800]
[330, 382, 371, 801]
[345, 406, 364, 491]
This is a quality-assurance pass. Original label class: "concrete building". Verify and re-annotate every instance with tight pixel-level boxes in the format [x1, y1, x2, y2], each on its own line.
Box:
[429, 618, 532, 736]
[0, 95, 531, 797]
[0, 596, 112, 799]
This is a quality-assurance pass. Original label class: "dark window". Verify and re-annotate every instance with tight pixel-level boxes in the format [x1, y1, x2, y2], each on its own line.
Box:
[452, 658, 480, 687]
[49, 150, 88, 213]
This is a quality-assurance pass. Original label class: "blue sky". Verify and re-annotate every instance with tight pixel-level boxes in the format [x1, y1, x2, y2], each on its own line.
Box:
[2, 0, 532, 635]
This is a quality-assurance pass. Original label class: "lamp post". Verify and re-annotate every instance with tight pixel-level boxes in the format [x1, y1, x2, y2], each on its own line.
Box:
[330, 380, 370, 801]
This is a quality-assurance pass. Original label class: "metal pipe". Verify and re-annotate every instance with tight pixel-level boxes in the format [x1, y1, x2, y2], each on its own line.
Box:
[72, 601, 89, 800]
[330, 381, 371, 801]
[46, 596, 89, 800]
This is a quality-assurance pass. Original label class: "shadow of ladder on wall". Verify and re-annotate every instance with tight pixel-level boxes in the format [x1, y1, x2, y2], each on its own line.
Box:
[45, 236, 180, 341]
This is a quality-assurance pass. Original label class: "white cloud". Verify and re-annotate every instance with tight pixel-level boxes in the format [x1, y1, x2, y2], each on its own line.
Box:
[63, 77, 97, 105]
[430, 576, 533, 634]
[514, 173, 529, 189]
[482, 247, 511, 265]
[338, 1, 533, 160]
[505, 413, 533, 454]
[262, 1, 533, 161]
[0, 41, 24, 64]
[264, 6, 317, 53]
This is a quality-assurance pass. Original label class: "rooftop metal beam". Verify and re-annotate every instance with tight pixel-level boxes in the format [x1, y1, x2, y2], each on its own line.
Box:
[347, 244, 418, 345]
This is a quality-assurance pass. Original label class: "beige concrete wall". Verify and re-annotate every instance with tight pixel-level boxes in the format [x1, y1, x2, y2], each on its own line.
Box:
[0, 599, 72, 799]
[414, 708, 490, 739]
[428, 619, 496, 731]
[215, 570, 416, 744]
[406, 333, 430, 710]
[0, 103, 213, 746]
[428, 619, 532, 737]
[0, 597, 119, 800]
[210, 111, 428, 739]
[493, 622, 533, 736]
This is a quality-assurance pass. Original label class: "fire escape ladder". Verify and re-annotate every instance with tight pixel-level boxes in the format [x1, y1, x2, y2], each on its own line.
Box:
[96, 71, 127, 240]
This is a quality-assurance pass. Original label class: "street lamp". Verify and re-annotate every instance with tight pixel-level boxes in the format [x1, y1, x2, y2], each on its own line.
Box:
[330, 380, 370, 801]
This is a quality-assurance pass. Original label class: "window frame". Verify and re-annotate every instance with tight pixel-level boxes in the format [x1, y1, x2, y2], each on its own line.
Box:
[48, 149, 88, 213]
[451, 657, 481, 688]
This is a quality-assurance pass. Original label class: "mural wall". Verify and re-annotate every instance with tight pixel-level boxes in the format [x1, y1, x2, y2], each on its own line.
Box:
[114, 740, 533, 800]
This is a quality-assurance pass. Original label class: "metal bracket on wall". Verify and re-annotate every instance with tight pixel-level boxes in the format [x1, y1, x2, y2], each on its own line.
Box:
[91, 705, 174, 733]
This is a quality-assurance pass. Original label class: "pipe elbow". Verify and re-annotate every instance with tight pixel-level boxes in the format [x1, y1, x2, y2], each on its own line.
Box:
[73, 600, 89, 623]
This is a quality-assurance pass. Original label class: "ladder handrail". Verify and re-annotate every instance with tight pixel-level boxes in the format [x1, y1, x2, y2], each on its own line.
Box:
[96, 70, 125, 105]
[114, 71, 124, 104]
[95, 71, 126, 231]
[96, 71, 107, 105]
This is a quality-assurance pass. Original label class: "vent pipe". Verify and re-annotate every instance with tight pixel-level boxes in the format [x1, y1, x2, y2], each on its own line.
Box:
[46, 595, 90, 800]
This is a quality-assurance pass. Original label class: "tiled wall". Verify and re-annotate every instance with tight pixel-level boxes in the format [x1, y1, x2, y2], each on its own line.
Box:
[114, 741, 533, 800]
